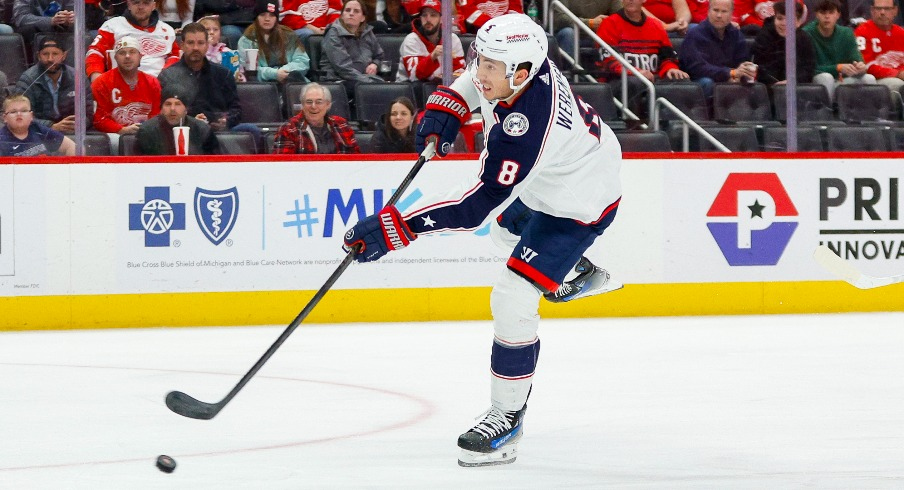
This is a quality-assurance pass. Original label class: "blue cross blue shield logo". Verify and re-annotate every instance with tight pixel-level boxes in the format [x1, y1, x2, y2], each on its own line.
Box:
[194, 187, 239, 245]
[129, 187, 186, 247]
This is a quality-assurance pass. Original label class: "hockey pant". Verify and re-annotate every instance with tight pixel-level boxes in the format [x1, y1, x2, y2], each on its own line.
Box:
[488, 198, 618, 411]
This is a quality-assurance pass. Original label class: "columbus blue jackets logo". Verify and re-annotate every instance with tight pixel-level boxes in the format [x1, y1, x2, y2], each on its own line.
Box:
[503, 113, 529, 136]
[194, 187, 239, 245]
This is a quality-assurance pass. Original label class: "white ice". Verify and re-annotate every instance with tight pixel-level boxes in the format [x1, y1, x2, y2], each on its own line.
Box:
[0, 313, 902, 489]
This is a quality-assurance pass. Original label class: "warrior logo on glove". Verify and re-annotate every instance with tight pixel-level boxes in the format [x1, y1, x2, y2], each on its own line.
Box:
[343, 206, 417, 263]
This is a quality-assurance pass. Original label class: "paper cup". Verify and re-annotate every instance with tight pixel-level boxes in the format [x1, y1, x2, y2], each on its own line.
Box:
[172, 126, 190, 156]
[243, 48, 259, 71]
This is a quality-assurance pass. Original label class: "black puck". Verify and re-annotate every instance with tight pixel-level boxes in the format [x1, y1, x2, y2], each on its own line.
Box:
[156, 454, 177, 473]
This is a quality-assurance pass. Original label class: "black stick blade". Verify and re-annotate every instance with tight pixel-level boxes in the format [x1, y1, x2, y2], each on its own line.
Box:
[166, 391, 222, 420]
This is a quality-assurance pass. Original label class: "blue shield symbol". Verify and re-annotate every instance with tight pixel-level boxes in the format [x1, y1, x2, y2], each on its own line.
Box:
[194, 187, 239, 245]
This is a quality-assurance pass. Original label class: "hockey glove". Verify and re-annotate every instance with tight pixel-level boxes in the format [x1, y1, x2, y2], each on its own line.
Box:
[343, 205, 417, 263]
[416, 86, 469, 157]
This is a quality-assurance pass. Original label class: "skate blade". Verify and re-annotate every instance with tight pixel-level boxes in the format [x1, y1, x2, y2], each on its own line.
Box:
[457, 445, 518, 467]
[545, 277, 624, 303]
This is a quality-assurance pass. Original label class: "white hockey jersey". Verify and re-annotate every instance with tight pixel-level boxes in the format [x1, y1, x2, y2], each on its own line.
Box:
[404, 59, 622, 235]
[86, 14, 181, 78]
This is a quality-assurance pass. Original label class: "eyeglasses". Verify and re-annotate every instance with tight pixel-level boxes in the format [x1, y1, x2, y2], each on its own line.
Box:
[4, 109, 32, 116]
[303, 99, 328, 106]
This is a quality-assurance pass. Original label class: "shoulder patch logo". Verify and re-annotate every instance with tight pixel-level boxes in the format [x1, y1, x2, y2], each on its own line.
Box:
[539, 73, 550, 85]
[502, 112, 529, 137]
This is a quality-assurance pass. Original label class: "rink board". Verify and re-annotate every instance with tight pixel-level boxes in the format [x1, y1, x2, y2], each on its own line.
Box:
[1, 152, 902, 330]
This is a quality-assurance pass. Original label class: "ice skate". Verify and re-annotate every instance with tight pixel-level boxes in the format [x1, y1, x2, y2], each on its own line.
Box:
[544, 257, 623, 303]
[457, 405, 526, 467]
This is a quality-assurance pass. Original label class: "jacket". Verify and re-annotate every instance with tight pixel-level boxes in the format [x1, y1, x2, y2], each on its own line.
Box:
[752, 16, 815, 84]
[15, 63, 94, 128]
[319, 20, 385, 84]
[237, 29, 311, 83]
[679, 19, 750, 82]
[371, 115, 415, 153]
[273, 112, 360, 154]
[136, 115, 220, 155]
[157, 58, 243, 129]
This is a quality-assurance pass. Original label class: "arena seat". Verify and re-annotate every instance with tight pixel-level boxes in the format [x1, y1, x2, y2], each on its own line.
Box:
[614, 130, 672, 152]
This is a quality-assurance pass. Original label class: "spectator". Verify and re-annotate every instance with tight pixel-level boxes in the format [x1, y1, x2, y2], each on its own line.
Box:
[155, 0, 194, 31]
[379, 0, 415, 34]
[553, 0, 624, 60]
[596, 0, 689, 122]
[91, 36, 162, 135]
[371, 95, 415, 153]
[273, 82, 361, 153]
[0, 94, 75, 156]
[455, 0, 523, 34]
[15, 36, 92, 133]
[86, 0, 182, 82]
[193, 0, 254, 48]
[643, 0, 692, 34]
[199, 15, 246, 82]
[854, 0, 904, 94]
[136, 85, 220, 155]
[158, 23, 263, 145]
[751, 0, 815, 85]
[804, 0, 876, 100]
[395, 0, 465, 82]
[238, 0, 311, 83]
[12, 0, 74, 43]
[320, 0, 386, 95]
[679, 0, 754, 99]
[733, 0, 806, 35]
[280, 0, 342, 42]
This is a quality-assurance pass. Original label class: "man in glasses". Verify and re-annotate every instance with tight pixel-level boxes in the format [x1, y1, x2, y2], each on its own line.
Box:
[86, 0, 182, 82]
[272, 82, 360, 154]
[0, 94, 75, 156]
[855, 0, 904, 95]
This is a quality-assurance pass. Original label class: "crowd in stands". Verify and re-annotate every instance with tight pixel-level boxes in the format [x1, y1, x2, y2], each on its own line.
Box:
[2, 0, 904, 156]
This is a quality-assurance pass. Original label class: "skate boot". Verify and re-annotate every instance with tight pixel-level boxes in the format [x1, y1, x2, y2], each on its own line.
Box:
[457, 405, 526, 467]
[544, 256, 623, 303]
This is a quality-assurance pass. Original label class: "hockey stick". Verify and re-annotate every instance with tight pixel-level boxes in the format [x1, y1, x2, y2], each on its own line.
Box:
[813, 245, 904, 289]
[166, 142, 436, 420]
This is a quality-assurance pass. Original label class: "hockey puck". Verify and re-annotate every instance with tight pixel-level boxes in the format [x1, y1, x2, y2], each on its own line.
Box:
[156, 455, 177, 473]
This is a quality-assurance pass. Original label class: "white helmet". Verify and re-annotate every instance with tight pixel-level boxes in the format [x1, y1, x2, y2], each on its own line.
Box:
[472, 13, 548, 91]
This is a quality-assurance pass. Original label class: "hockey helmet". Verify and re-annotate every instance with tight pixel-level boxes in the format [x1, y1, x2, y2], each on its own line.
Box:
[471, 13, 548, 91]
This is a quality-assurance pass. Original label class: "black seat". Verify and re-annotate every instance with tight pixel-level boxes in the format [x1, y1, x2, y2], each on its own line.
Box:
[376, 33, 407, 77]
[353, 83, 416, 129]
[771, 84, 835, 123]
[303, 35, 325, 81]
[614, 130, 672, 152]
[420, 81, 439, 110]
[264, 132, 277, 153]
[826, 125, 891, 151]
[474, 131, 485, 152]
[699, 125, 760, 152]
[83, 133, 112, 156]
[236, 82, 284, 125]
[216, 131, 258, 154]
[835, 84, 894, 123]
[712, 82, 773, 123]
[762, 126, 824, 151]
[284, 81, 352, 120]
[119, 134, 139, 156]
[0, 34, 28, 88]
[654, 81, 709, 122]
[355, 130, 374, 153]
[571, 82, 620, 123]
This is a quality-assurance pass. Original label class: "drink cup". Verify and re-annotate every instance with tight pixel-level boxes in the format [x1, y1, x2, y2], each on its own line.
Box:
[172, 126, 190, 156]
[379, 60, 392, 74]
[243, 48, 259, 71]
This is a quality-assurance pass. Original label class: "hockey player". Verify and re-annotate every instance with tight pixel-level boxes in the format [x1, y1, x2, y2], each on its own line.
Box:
[343, 14, 622, 466]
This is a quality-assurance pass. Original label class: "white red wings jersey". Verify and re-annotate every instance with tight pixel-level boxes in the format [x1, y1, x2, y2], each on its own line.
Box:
[86, 16, 181, 77]
[91, 68, 161, 133]
[396, 30, 465, 82]
[855, 20, 904, 80]
[404, 60, 622, 235]
[455, 0, 524, 33]
[279, 0, 342, 30]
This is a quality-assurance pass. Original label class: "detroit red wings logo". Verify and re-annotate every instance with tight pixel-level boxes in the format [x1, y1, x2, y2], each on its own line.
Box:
[873, 50, 904, 70]
[113, 102, 153, 125]
[298, 0, 329, 21]
[138, 36, 169, 57]
[476, 0, 510, 17]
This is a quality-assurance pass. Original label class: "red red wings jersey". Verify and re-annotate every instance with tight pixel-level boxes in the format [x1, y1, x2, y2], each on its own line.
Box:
[455, 0, 523, 33]
[855, 20, 904, 80]
[595, 11, 679, 79]
[86, 16, 181, 78]
[91, 69, 161, 133]
[396, 30, 466, 82]
[279, 0, 342, 30]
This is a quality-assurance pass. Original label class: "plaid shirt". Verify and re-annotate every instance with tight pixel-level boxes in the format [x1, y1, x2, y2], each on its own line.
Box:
[273, 113, 361, 154]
